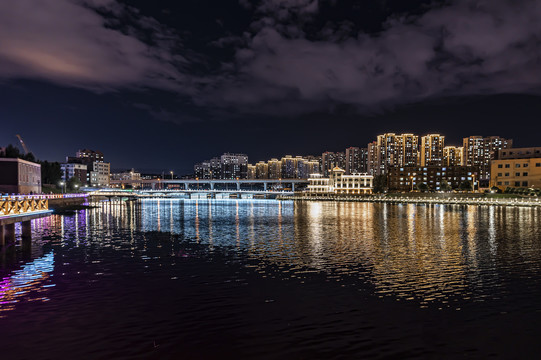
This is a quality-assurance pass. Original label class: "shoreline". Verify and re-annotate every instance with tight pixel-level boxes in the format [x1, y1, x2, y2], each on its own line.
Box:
[280, 194, 541, 207]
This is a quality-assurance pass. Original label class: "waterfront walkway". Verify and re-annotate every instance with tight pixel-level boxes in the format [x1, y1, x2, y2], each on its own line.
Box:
[0, 194, 87, 245]
[284, 194, 541, 207]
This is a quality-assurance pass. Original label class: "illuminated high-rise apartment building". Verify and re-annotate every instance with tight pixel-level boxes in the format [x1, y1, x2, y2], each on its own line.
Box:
[304, 155, 322, 174]
[420, 134, 445, 166]
[463, 136, 513, 181]
[345, 147, 368, 174]
[297, 158, 320, 179]
[281, 155, 297, 179]
[396, 134, 419, 167]
[76, 149, 104, 163]
[375, 133, 398, 175]
[371, 133, 419, 175]
[367, 141, 378, 175]
[194, 153, 248, 179]
[247, 164, 256, 179]
[322, 151, 345, 176]
[221, 153, 248, 179]
[443, 146, 464, 166]
[255, 161, 269, 179]
[267, 158, 282, 179]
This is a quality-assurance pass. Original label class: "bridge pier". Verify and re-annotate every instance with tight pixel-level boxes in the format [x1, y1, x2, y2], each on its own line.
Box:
[4, 223, 15, 244]
[236, 182, 240, 191]
[264, 183, 267, 191]
[210, 183, 214, 190]
[292, 183, 295, 192]
[184, 183, 188, 190]
[21, 221, 32, 257]
[22, 221, 32, 240]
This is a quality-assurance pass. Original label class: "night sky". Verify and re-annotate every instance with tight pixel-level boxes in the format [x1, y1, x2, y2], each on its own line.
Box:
[1, 0, 541, 174]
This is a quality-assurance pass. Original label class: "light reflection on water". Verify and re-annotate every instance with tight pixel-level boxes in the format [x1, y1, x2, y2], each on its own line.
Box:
[1, 199, 541, 312]
[0, 252, 55, 317]
[2, 199, 541, 358]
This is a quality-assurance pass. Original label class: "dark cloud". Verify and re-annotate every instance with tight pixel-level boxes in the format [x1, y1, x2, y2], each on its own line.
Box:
[202, 0, 541, 115]
[1, 0, 540, 119]
[0, 0, 192, 94]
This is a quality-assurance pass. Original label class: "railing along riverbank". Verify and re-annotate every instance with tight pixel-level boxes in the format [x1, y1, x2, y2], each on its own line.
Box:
[0, 193, 89, 211]
[280, 194, 541, 207]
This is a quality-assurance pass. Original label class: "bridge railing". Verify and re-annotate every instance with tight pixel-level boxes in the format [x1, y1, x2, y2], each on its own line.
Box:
[0, 194, 88, 200]
[0, 197, 49, 216]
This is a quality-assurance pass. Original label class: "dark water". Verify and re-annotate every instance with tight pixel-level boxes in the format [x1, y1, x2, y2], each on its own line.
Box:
[1, 199, 541, 359]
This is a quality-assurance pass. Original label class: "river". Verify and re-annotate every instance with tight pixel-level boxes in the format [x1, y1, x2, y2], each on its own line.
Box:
[1, 199, 541, 359]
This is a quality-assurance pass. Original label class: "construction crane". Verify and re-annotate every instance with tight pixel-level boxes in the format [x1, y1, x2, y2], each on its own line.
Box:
[16, 134, 30, 155]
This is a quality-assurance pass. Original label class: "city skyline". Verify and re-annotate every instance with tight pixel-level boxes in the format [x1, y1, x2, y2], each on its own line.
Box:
[1, 0, 541, 173]
[2, 130, 518, 177]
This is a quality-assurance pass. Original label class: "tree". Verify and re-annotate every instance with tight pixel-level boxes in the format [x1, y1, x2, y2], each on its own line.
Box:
[2, 144, 21, 158]
[440, 180, 452, 192]
[22, 152, 36, 162]
[0, 143, 36, 162]
[490, 186, 502, 194]
[40, 161, 63, 186]
[459, 180, 472, 191]
[416, 183, 429, 192]
[373, 175, 388, 194]
[67, 176, 83, 192]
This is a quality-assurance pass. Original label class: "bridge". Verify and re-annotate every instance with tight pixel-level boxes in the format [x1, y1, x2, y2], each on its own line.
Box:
[0, 196, 53, 246]
[88, 188, 298, 200]
[109, 178, 309, 192]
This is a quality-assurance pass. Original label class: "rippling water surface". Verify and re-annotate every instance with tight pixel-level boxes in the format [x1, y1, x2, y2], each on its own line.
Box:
[1, 199, 541, 359]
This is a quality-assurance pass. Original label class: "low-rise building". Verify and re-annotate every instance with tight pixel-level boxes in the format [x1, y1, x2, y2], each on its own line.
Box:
[61, 163, 88, 185]
[308, 167, 373, 195]
[0, 158, 42, 194]
[90, 162, 110, 187]
[111, 168, 142, 188]
[387, 166, 480, 192]
[490, 147, 541, 189]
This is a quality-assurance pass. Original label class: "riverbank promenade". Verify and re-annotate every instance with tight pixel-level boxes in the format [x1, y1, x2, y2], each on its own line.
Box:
[284, 193, 541, 207]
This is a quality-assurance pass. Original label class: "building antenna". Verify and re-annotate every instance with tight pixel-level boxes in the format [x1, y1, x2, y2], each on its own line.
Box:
[15, 134, 30, 155]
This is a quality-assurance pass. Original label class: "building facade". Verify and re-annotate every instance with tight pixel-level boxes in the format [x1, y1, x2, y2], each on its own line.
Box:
[0, 158, 42, 194]
[490, 147, 541, 189]
[371, 133, 421, 175]
[267, 158, 282, 179]
[322, 151, 346, 176]
[443, 146, 464, 166]
[420, 134, 445, 166]
[75, 149, 104, 163]
[387, 166, 480, 192]
[463, 136, 512, 182]
[397, 134, 419, 167]
[308, 167, 373, 195]
[247, 164, 256, 179]
[367, 141, 378, 175]
[90, 162, 110, 187]
[221, 153, 248, 179]
[345, 147, 368, 175]
[194, 153, 248, 179]
[111, 169, 142, 188]
[255, 161, 269, 179]
[61, 163, 88, 184]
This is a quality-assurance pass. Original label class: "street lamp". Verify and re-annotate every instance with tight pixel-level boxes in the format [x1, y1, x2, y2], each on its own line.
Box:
[59, 181, 65, 194]
[410, 176, 414, 192]
[170, 171, 174, 180]
[472, 174, 476, 192]
[74, 184, 79, 193]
